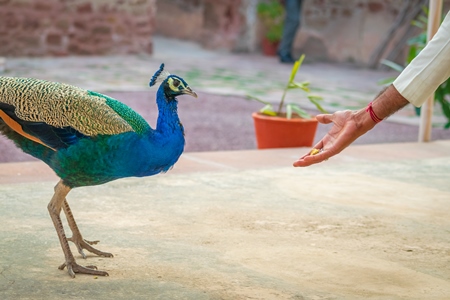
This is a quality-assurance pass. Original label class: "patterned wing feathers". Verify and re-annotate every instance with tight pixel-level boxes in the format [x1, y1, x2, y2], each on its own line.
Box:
[0, 77, 135, 137]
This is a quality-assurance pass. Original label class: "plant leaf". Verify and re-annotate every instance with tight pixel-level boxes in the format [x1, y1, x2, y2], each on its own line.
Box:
[380, 59, 404, 72]
[290, 104, 311, 119]
[438, 93, 450, 120]
[407, 33, 426, 47]
[406, 46, 418, 64]
[260, 104, 277, 116]
[411, 20, 425, 29]
[288, 61, 300, 83]
[286, 103, 293, 119]
[443, 80, 450, 95]
[307, 95, 327, 113]
[417, 15, 428, 25]
[246, 95, 271, 105]
[288, 82, 310, 92]
[288, 54, 305, 82]
[307, 95, 323, 101]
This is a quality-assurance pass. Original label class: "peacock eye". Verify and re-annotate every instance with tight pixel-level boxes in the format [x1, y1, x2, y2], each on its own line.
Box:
[172, 79, 180, 88]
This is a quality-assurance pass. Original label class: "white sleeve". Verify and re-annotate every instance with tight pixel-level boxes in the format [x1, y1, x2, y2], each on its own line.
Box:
[393, 11, 450, 107]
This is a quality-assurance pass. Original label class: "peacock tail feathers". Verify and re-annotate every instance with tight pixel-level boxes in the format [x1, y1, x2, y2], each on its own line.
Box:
[0, 77, 142, 136]
[0, 119, 54, 164]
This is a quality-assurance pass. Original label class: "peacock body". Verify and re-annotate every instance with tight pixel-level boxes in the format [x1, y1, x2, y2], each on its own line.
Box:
[0, 64, 197, 277]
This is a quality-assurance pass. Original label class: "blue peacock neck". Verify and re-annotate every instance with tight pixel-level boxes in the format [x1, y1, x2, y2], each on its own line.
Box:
[155, 87, 183, 135]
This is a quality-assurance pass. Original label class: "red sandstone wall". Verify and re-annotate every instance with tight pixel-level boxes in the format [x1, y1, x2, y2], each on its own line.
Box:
[155, 0, 245, 50]
[201, 0, 244, 50]
[154, 0, 450, 66]
[297, 1, 415, 64]
[0, 0, 156, 56]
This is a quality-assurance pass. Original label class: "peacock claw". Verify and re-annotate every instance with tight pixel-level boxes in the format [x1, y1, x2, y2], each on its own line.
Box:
[59, 261, 109, 278]
[85, 240, 99, 245]
[67, 237, 114, 259]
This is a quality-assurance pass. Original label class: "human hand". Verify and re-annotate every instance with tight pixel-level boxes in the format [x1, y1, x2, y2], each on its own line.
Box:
[293, 85, 408, 167]
[293, 110, 374, 167]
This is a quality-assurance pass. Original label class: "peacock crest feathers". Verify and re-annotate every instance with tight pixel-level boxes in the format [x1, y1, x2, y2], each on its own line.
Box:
[149, 63, 171, 87]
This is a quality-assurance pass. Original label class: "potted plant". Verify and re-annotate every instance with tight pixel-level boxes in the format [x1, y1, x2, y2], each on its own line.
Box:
[247, 54, 327, 149]
[257, 0, 284, 56]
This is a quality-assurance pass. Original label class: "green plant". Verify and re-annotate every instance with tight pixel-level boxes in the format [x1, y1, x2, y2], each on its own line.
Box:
[379, 7, 450, 128]
[257, 0, 284, 42]
[247, 54, 327, 119]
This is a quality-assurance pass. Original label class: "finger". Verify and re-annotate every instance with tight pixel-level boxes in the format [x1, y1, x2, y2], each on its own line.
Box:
[293, 151, 330, 167]
[315, 114, 334, 124]
[297, 141, 324, 160]
[312, 140, 324, 151]
[293, 145, 333, 167]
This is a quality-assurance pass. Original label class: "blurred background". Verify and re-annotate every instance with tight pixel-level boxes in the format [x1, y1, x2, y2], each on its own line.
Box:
[1, 0, 446, 66]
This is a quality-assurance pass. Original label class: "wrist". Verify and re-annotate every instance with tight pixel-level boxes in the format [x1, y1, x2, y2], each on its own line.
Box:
[353, 107, 377, 133]
[371, 85, 409, 119]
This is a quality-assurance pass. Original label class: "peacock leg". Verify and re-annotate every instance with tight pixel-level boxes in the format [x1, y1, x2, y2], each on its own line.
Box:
[63, 198, 113, 259]
[47, 180, 109, 278]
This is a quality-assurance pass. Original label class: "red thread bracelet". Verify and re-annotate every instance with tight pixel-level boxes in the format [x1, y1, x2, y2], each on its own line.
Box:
[366, 102, 383, 123]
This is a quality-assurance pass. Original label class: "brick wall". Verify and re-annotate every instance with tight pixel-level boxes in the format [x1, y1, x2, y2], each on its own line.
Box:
[0, 0, 156, 56]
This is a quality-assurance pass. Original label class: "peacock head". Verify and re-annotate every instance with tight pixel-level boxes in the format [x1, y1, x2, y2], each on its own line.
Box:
[149, 63, 197, 100]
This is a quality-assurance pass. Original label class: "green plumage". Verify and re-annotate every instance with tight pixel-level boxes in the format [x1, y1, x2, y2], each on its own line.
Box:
[88, 91, 150, 135]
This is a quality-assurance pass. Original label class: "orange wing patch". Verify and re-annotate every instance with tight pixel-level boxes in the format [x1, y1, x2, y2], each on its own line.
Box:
[0, 109, 56, 151]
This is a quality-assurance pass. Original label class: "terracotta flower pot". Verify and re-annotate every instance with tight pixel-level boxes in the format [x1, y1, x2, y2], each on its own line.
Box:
[261, 37, 280, 56]
[252, 112, 318, 149]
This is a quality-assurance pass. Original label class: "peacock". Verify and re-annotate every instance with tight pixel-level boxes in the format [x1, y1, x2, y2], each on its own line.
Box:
[0, 64, 197, 278]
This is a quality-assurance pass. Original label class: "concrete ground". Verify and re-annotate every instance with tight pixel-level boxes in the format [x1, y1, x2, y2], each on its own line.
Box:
[0, 141, 450, 299]
[0, 37, 450, 299]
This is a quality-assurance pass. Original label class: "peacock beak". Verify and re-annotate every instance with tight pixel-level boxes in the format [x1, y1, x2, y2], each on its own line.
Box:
[182, 86, 198, 98]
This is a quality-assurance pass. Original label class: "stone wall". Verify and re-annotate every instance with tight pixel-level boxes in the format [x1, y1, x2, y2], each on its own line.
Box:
[155, 0, 249, 51]
[2, 0, 448, 66]
[297, 0, 420, 65]
[0, 0, 156, 56]
[155, 0, 450, 67]
[155, 0, 203, 42]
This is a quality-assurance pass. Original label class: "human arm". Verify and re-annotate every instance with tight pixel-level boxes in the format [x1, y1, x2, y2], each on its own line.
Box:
[293, 85, 409, 167]
[294, 11, 450, 167]
[393, 11, 450, 107]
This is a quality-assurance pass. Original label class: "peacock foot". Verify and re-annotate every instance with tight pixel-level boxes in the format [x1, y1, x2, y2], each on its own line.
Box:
[59, 260, 109, 278]
[67, 236, 114, 259]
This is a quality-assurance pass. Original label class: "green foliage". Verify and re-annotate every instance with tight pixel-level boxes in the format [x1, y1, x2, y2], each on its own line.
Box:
[247, 54, 327, 119]
[257, 0, 284, 42]
[435, 80, 450, 129]
[379, 7, 450, 128]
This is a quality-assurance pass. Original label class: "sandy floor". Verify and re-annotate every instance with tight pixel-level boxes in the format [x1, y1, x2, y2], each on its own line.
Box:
[0, 143, 449, 299]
